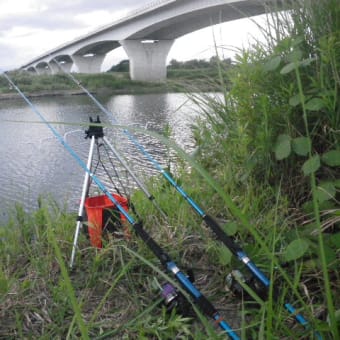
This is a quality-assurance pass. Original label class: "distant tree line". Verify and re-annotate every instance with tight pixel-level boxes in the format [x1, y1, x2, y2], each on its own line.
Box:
[109, 59, 130, 72]
[168, 56, 232, 69]
[108, 56, 232, 72]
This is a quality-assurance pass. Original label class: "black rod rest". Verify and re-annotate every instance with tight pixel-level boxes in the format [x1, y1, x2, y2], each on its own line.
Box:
[85, 116, 104, 139]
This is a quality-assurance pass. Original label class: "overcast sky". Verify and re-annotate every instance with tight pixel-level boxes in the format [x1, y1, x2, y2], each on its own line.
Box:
[0, 0, 263, 71]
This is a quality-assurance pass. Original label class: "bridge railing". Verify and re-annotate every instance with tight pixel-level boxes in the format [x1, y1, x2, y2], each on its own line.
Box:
[60, 0, 177, 46]
[126, 0, 177, 19]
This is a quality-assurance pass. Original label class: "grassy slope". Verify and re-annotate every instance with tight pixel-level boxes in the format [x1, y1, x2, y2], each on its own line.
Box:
[0, 68, 222, 99]
[1, 0, 339, 338]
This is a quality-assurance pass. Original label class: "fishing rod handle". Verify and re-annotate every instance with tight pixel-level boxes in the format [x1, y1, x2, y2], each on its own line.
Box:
[166, 261, 240, 340]
[236, 251, 270, 288]
[203, 215, 270, 287]
[133, 222, 170, 264]
[203, 215, 242, 254]
[133, 223, 239, 339]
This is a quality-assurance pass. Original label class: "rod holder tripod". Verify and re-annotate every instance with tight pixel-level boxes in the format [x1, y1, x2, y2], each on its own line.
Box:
[70, 117, 102, 268]
[85, 116, 104, 140]
[69, 118, 114, 267]
[70, 116, 159, 268]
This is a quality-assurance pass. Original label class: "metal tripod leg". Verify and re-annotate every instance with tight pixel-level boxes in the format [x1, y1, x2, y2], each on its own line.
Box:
[69, 135, 96, 268]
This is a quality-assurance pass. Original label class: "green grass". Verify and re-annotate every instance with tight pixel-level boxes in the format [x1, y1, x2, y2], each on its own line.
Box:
[1, 0, 339, 338]
[0, 198, 239, 338]
[0, 68, 223, 98]
[187, 0, 339, 338]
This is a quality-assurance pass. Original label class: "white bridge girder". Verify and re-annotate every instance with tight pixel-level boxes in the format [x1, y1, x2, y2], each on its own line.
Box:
[21, 0, 282, 81]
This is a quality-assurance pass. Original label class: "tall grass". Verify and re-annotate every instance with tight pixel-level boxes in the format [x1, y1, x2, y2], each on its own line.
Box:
[0, 201, 207, 338]
[189, 0, 339, 338]
[1, 0, 339, 338]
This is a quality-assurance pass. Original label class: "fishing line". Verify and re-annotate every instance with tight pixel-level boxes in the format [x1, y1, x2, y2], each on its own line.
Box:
[2, 71, 240, 340]
[53, 60, 269, 284]
[50, 62, 322, 339]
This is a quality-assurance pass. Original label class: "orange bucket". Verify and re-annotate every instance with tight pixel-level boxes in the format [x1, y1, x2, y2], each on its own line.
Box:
[84, 193, 129, 248]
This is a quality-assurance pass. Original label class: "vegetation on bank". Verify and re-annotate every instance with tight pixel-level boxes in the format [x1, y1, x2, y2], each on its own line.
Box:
[0, 57, 230, 98]
[189, 0, 339, 338]
[1, 0, 339, 339]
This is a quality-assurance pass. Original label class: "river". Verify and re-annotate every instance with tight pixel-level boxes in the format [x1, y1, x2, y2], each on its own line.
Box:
[0, 92, 200, 223]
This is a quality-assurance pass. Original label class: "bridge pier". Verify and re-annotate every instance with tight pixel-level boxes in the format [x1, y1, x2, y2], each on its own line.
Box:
[36, 63, 51, 75]
[27, 67, 37, 74]
[72, 54, 105, 73]
[49, 61, 60, 74]
[49, 60, 73, 74]
[120, 40, 174, 82]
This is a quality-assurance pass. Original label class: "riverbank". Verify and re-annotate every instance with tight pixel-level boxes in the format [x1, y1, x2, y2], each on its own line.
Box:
[0, 68, 224, 100]
[0, 89, 88, 100]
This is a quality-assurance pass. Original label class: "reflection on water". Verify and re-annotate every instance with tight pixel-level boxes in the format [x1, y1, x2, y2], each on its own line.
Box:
[0, 93, 199, 222]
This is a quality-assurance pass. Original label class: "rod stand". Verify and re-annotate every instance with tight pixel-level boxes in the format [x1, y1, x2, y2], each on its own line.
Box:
[85, 116, 104, 139]
[70, 116, 103, 268]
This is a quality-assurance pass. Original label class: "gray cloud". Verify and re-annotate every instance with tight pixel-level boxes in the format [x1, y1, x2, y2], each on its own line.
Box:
[0, 0, 151, 69]
[0, 1, 147, 32]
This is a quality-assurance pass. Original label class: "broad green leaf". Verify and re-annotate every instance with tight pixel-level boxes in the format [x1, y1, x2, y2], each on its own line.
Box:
[305, 98, 325, 111]
[264, 56, 281, 72]
[280, 62, 297, 74]
[292, 137, 311, 156]
[322, 150, 340, 167]
[335, 310, 340, 322]
[316, 182, 336, 203]
[289, 94, 302, 107]
[287, 49, 303, 62]
[330, 233, 340, 248]
[222, 221, 238, 236]
[218, 247, 232, 265]
[274, 134, 291, 160]
[283, 238, 309, 262]
[302, 155, 320, 175]
[291, 36, 305, 47]
[300, 57, 316, 67]
[333, 180, 340, 188]
[302, 200, 314, 213]
[302, 199, 336, 213]
[324, 245, 336, 267]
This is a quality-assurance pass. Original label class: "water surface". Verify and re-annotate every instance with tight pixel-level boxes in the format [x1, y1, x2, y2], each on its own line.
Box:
[0, 93, 199, 222]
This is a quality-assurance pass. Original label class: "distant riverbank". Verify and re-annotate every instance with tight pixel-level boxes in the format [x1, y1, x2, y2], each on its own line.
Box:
[0, 69, 225, 100]
[0, 89, 88, 100]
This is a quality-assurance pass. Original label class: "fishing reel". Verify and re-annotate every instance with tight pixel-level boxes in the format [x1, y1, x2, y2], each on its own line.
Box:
[159, 269, 195, 317]
[226, 270, 268, 301]
[160, 282, 194, 317]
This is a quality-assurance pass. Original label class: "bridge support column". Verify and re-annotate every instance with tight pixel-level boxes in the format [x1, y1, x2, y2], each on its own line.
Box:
[49, 60, 73, 74]
[35, 65, 51, 75]
[72, 54, 105, 73]
[59, 61, 73, 73]
[49, 61, 60, 74]
[27, 67, 37, 74]
[120, 40, 174, 82]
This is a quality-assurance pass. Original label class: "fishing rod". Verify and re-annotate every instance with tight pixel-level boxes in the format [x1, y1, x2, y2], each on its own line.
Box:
[53, 65, 322, 338]
[84, 116, 168, 221]
[2, 71, 240, 340]
[102, 134, 167, 221]
[52, 63, 269, 286]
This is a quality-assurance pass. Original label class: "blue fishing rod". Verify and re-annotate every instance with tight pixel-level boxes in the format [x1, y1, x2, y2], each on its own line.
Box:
[2, 71, 240, 340]
[55, 68, 269, 286]
[55, 67, 322, 339]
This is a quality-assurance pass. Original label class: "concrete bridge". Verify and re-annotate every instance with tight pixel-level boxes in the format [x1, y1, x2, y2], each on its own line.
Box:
[21, 0, 278, 81]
